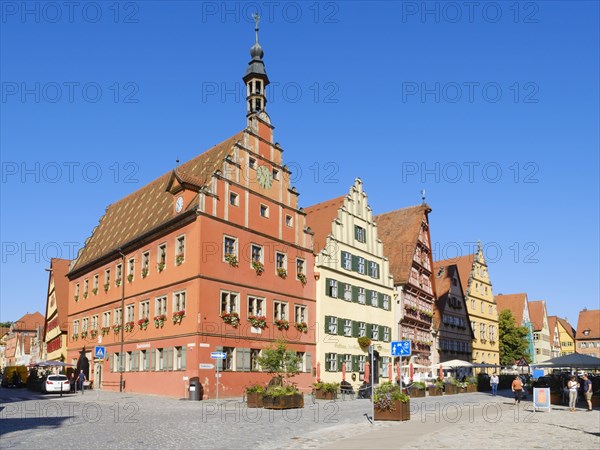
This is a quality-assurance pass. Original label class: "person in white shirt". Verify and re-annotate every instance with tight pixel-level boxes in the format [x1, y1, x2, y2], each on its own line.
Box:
[567, 376, 579, 411]
[490, 373, 499, 396]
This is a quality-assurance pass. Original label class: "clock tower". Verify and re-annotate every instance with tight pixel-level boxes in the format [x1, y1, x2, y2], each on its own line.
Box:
[243, 13, 269, 120]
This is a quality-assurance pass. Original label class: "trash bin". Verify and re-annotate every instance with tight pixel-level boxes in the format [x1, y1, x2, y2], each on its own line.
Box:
[189, 377, 203, 401]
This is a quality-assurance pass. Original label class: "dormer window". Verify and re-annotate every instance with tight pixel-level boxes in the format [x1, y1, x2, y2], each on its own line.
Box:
[584, 329, 590, 336]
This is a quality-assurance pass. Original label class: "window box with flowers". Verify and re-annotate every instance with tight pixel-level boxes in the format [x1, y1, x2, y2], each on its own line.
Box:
[115, 278, 122, 287]
[74, 295, 79, 302]
[157, 262, 165, 272]
[90, 329, 98, 339]
[101, 326, 111, 336]
[138, 318, 149, 330]
[374, 382, 410, 421]
[252, 261, 264, 275]
[81, 330, 88, 339]
[277, 268, 287, 278]
[142, 268, 149, 278]
[154, 314, 167, 328]
[127, 274, 134, 283]
[222, 312, 240, 327]
[92, 288, 98, 295]
[112, 324, 122, 334]
[125, 321, 135, 332]
[175, 254, 184, 266]
[248, 315, 267, 329]
[71, 333, 79, 341]
[172, 310, 185, 324]
[83, 292, 88, 299]
[295, 322, 308, 333]
[274, 319, 289, 331]
[224, 253, 238, 267]
[297, 273, 307, 285]
[104, 283, 109, 293]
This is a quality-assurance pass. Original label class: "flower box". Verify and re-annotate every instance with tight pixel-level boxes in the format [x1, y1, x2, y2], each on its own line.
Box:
[138, 318, 149, 330]
[92, 288, 98, 295]
[154, 315, 167, 328]
[277, 268, 287, 278]
[444, 383, 459, 395]
[125, 321, 135, 332]
[428, 386, 443, 396]
[297, 273, 307, 285]
[222, 312, 240, 327]
[115, 278, 122, 287]
[104, 283, 109, 293]
[141, 268, 149, 278]
[246, 392, 264, 408]
[408, 387, 426, 398]
[175, 254, 184, 265]
[262, 393, 304, 410]
[157, 262, 165, 272]
[224, 253, 238, 267]
[248, 315, 267, 329]
[252, 261, 264, 275]
[315, 390, 337, 400]
[374, 400, 411, 421]
[274, 319, 289, 330]
[467, 384, 478, 393]
[101, 327, 111, 336]
[295, 322, 308, 333]
[127, 274, 134, 283]
[172, 310, 185, 324]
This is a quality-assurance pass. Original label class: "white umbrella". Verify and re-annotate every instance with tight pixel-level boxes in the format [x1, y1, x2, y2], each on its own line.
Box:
[531, 353, 600, 369]
[433, 359, 473, 368]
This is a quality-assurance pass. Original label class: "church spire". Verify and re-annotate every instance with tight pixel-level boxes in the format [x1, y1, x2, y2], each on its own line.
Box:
[243, 13, 269, 117]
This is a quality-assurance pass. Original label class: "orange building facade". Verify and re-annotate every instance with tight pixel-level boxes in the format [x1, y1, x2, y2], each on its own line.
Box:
[66, 26, 316, 398]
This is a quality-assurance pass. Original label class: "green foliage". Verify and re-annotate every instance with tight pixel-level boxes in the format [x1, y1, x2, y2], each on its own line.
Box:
[256, 339, 300, 380]
[313, 381, 339, 393]
[264, 384, 300, 397]
[245, 383, 266, 394]
[0, 321, 12, 328]
[467, 376, 477, 385]
[498, 309, 530, 365]
[374, 382, 409, 411]
[411, 381, 426, 389]
[357, 336, 372, 348]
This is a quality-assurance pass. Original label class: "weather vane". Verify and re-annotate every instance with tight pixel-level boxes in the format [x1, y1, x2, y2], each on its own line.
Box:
[421, 189, 426, 204]
[253, 12, 260, 43]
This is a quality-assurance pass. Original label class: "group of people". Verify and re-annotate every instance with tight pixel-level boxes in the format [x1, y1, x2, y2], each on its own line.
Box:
[567, 374, 593, 412]
[69, 370, 87, 394]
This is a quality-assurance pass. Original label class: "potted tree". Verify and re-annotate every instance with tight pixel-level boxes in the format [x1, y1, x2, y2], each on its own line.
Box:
[258, 340, 304, 410]
[245, 383, 266, 408]
[444, 378, 459, 395]
[466, 376, 478, 393]
[313, 381, 339, 400]
[374, 382, 410, 421]
[408, 381, 426, 398]
[428, 379, 444, 396]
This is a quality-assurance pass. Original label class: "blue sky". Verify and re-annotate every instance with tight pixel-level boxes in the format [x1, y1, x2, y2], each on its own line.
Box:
[1, 1, 598, 329]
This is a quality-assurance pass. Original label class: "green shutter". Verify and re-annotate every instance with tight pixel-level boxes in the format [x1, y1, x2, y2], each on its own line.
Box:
[337, 318, 345, 336]
[341, 251, 347, 267]
[325, 353, 332, 372]
[366, 323, 373, 338]
[352, 286, 358, 303]
[325, 278, 333, 297]
[337, 354, 344, 371]
[354, 225, 359, 240]
[351, 255, 359, 271]
[352, 321, 359, 338]
[337, 281, 345, 299]
[367, 260, 373, 277]
[385, 327, 391, 342]
[377, 293, 384, 308]
[379, 325, 384, 342]
[352, 355, 359, 372]
[324, 316, 331, 333]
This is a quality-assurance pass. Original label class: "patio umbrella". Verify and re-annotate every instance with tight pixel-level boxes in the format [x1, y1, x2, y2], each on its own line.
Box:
[342, 362, 346, 381]
[532, 353, 600, 369]
[388, 362, 393, 380]
[316, 361, 321, 382]
[396, 363, 401, 382]
[409, 363, 414, 380]
[439, 364, 444, 380]
[364, 362, 370, 383]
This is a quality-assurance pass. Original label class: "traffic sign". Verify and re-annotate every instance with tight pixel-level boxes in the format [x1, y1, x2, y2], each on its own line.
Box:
[210, 352, 226, 359]
[391, 340, 411, 357]
[94, 346, 105, 359]
[199, 363, 215, 369]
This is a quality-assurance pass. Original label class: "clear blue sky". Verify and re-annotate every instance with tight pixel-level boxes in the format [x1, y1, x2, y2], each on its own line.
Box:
[1, 1, 598, 329]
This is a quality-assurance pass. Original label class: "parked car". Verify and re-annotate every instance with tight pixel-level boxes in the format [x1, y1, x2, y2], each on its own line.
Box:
[41, 374, 70, 395]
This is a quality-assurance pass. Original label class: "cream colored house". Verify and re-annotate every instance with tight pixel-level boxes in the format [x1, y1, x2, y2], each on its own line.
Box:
[305, 179, 395, 389]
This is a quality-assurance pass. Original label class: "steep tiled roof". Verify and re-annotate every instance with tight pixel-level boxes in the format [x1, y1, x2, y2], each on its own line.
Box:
[14, 312, 44, 331]
[71, 132, 244, 271]
[495, 293, 528, 325]
[576, 309, 600, 340]
[432, 261, 453, 330]
[375, 204, 429, 284]
[528, 300, 547, 332]
[557, 317, 576, 340]
[49, 258, 70, 330]
[435, 253, 475, 297]
[304, 195, 346, 252]
[548, 315, 558, 337]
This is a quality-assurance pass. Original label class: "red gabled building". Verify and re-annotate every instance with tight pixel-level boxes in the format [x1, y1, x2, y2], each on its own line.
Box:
[66, 23, 316, 398]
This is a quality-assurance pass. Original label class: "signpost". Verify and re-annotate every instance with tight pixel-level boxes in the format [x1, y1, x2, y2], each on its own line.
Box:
[199, 363, 215, 370]
[94, 346, 105, 359]
[391, 340, 411, 390]
[210, 352, 226, 404]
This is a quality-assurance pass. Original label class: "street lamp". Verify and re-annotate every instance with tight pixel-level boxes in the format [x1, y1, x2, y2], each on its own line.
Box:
[118, 249, 126, 392]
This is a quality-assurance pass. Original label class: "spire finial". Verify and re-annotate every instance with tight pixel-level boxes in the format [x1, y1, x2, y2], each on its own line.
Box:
[253, 12, 260, 44]
[420, 189, 426, 205]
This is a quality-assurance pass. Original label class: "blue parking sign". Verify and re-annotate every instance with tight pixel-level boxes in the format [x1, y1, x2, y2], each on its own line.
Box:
[391, 340, 411, 356]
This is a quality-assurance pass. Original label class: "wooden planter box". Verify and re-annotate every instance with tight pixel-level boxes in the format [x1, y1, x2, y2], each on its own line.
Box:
[428, 386, 443, 396]
[467, 384, 477, 393]
[246, 392, 263, 408]
[315, 390, 337, 400]
[374, 400, 410, 421]
[408, 387, 426, 398]
[263, 393, 304, 410]
[444, 384, 459, 395]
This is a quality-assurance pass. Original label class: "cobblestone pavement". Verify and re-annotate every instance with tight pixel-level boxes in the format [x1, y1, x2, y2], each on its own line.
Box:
[1, 387, 598, 449]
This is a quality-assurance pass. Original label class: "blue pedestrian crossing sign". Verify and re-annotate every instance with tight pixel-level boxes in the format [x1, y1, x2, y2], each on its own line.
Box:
[391, 340, 411, 356]
[94, 346, 106, 359]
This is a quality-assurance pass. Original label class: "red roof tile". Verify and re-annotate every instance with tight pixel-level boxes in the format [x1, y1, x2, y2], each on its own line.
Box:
[557, 317, 576, 340]
[13, 312, 44, 331]
[576, 309, 600, 340]
[375, 204, 430, 284]
[47, 258, 70, 330]
[304, 195, 346, 252]
[495, 293, 528, 326]
[528, 300, 547, 332]
[435, 253, 476, 297]
[71, 132, 244, 271]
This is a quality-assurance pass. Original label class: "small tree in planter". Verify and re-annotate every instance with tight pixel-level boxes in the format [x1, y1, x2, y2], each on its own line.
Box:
[467, 376, 478, 393]
[313, 381, 339, 400]
[245, 383, 266, 408]
[408, 381, 426, 398]
[428, 379, 444, 396]
[257, 340, 303, 409]
[374, 382, 410, 421]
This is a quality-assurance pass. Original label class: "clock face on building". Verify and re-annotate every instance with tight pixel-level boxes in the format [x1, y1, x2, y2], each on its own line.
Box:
[175, 196, 184, 213]
[256, 165, 273, 189]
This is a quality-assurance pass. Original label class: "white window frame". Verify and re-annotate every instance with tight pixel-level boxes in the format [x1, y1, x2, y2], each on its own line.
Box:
[126, 304, 135, 323]
[294, 304, 306, 323]
[223, 235, 238, 259]
[229, 191, 239, 206]
[248, 296, 265, 316]
[116, 264, 122, 285]
[276, 252, 286, 270]
[220, 290, 239, 315]
[370, 290, 378, 307]
[128, 258, 135, 280]
[358, 287, 366, 305]
[155, 296, 167, 317]
[328, 279, 338, 297]
[173, 290, 186, 312]
[296, 258, 305, 276]
[344, 284, 352, 301]
[251, 244, 263, 264]
[260, 204, 269, 218]
[142, 251, 150, 275]
[343, 319, 352, 337]
[274, 301, 288, 321]
[73, 320, 79, 334]
[93, 274, 99, 291]
[285, 214, 293, 227]
[357, 257, 366, 274]
[140, 300, 150, 320]
[114, 307, 122, 326]
[342, 252, 352, 270]
[176, 235, 186, 264]
[358, 322, 366, 337]
[102, 311, 111, 328]
[104, 269, 110, 289]
[384, 327, 390, 342]
[369, 261, 379, 278]
[158, 243, 167, 267]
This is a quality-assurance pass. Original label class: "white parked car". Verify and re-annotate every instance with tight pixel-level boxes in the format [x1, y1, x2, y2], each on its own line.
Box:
[42, 374, 70, 394]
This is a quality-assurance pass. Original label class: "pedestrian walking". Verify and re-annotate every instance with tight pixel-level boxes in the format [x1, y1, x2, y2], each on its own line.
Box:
[512, 375, 523, 405]
[77, 370, 86, 395]
[582, 374, 593, 412]
[69, 373, 76, 393]
[567, 376, 579, 411]
[490, 373, 499, 396]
